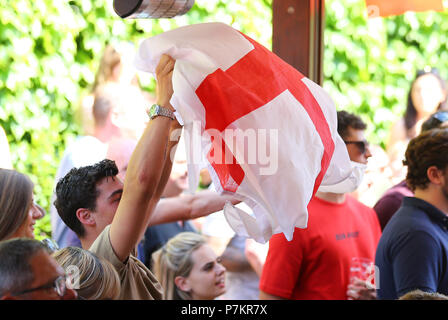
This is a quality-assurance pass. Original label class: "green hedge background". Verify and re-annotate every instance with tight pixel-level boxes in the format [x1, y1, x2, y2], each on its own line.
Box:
[0, 0, 447, 239]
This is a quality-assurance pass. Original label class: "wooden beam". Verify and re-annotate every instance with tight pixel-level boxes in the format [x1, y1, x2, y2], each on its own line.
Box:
[272, 0, 325, 85]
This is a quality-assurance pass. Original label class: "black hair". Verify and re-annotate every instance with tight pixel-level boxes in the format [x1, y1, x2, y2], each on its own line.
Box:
[337, 110, 367, 139]
[404, 68, 448, 138]
[54, 159, 118, 238]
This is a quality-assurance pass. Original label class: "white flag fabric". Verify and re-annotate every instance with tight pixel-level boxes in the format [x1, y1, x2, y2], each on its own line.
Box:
[135, 22, 363, 243]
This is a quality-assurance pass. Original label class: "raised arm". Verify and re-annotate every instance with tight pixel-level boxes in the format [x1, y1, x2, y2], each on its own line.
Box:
[143, 119, 183, 218]
[109, 55, 179, 262]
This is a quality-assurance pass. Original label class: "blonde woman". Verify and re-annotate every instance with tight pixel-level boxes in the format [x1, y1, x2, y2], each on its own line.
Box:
[52, 246, 121, 300]
[79, 43, 150, 135]
[0, 169, 44, 241]
[152, 232, 226, 300]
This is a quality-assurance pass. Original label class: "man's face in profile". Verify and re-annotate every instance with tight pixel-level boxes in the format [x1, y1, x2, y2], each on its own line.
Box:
[344, 127, 372, 165]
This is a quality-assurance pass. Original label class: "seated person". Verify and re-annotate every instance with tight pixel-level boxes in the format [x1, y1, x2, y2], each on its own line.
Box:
[53, 246, 121, 300]
[0, 238, 77, 300]
[152, 232, 226, 300]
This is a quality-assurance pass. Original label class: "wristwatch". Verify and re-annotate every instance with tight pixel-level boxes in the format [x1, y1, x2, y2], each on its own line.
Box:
[147, 104, 175, 120]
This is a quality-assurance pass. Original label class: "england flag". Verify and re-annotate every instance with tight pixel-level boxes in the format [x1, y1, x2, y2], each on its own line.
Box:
[135, 22, 364, 243]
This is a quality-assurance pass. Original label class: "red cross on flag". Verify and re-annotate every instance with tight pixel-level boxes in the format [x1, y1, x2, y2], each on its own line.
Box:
[135, 23, 364, 243]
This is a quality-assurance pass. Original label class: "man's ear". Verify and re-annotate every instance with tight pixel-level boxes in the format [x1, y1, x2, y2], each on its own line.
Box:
[76, 208, 96, 227]
[427, 166, 444, 185]
[110, 109, 120, 127]
[174, 276, 191, 292]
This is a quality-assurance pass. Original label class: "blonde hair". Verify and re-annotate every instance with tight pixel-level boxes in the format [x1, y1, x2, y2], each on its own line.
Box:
[92, 45, 122, 92]
[92, 43, 136, 92]
[399, 289, 448, 300]
[152, 232, 205, 300]
[0, 169, 33, 241]
[52, 247, 121, 300]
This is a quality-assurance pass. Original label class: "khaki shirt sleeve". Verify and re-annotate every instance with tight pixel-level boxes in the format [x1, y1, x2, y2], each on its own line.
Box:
[89, 225, 126, 272]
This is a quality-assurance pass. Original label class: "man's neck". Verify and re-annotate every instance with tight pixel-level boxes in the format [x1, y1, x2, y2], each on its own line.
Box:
[414, 188, 448, 215]
[93, 125, 120, 144]
[80, 232, 99, 250]
[315, 191, 346, 204]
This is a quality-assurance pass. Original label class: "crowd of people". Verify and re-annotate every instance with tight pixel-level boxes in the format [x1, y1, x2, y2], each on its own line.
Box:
[1, 43, 448, 301]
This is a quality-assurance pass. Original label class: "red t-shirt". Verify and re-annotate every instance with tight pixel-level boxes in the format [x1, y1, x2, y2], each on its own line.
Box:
[259, 195, 381, 300]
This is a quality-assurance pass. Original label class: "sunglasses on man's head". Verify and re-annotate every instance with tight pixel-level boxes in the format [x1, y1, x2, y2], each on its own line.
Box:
[343, 140, 369, 155]
[433, 111, 448, 123]
[416, 67, 440, 77]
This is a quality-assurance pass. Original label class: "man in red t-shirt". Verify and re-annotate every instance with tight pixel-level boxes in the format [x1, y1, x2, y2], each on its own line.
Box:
[260, 111, 382, 300]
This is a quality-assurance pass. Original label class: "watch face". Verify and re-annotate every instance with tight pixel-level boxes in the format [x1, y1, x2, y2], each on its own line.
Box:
[149, 104, 159, 118]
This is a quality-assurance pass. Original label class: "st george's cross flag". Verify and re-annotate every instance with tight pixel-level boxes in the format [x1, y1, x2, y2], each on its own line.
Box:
[366, 0, 444, 18]
[135, 23, 365, 243]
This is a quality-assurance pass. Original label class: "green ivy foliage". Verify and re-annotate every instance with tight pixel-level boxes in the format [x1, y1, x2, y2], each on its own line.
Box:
[0, 0, 272, 239]
[1, 0, 447, 239]
[324, 0, 448, 146]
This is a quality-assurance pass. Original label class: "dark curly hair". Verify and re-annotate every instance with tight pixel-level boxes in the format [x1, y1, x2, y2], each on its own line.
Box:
[337, 110, 367, 139]
[404, 128, 448, 191]
[54, 159, 119, 238]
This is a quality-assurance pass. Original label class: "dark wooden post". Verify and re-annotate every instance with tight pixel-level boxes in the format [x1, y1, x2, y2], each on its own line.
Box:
[272, 0, 325, 85]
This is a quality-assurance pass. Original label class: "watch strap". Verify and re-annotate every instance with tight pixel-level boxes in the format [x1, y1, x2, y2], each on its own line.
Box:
[148, 104, 175, 120]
